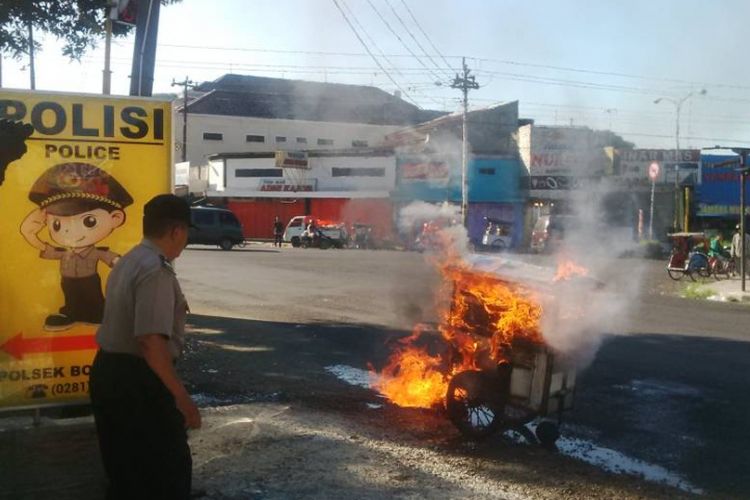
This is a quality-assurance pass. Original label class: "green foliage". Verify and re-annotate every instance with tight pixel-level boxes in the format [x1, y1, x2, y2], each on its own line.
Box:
[681, 283, 713, 300]
[0, 0, 180, 61]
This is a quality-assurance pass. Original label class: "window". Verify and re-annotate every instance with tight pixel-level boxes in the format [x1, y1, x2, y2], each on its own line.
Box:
[202, 132, 223, 141]
[296, 137, 307, 144]
[235, 168, 283, 178]
[288, 218, 303, 228]
[479, 168, 496, 175]
[331, 167, 386, 177]
[276, 136, 287, 143]
[220, 211, 240, 227]
[192, 211, 214, 225]
[352, 140, 368, 148]
[317, 138, 334, 146]
[246, 134, 265, 143]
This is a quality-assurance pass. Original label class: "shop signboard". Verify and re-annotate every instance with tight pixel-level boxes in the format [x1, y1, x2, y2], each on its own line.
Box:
[617, 149, 699, 184]
[697, 153, 750, 216]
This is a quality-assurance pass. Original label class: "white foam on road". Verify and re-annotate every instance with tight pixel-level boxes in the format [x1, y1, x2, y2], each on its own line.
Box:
[326, 363, 703, 495]
[325, 364, 378, 389]
[555, 436, 702, 494]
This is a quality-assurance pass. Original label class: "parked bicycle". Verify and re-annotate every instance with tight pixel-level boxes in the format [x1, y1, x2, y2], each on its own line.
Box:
[709, 256, 736, 280]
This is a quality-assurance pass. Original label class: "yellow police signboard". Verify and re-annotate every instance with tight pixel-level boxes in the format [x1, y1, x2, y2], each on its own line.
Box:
[0, 90, 171, 409]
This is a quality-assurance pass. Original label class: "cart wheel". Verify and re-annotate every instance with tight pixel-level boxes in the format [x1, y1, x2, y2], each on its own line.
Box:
[535, 421, 560, 449]
[667, 269, 683, 281]
[446, 370, 504, 439]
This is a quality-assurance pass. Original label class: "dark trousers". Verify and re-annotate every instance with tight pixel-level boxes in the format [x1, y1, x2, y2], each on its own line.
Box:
[274, 234, 283, 247]
[90, 350, 191, 500]
[61, 274, 105, 323]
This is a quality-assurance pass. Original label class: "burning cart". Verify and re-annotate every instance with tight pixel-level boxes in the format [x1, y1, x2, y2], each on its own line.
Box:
[444, 263, 577, 445]
[376, 255, 585, 446]
[445, 338, 576, 445]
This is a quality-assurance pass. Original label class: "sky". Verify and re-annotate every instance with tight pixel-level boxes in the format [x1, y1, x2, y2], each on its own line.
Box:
[2, 0, 750, 149]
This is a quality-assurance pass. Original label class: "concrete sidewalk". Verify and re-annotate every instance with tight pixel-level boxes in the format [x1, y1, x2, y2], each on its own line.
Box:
[0, 412, 106, 500]
[699, 276, 750, 303]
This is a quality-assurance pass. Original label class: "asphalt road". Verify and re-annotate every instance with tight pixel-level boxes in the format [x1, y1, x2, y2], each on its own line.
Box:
[175, 244, 750, 498]
[2, 244, 748, 499]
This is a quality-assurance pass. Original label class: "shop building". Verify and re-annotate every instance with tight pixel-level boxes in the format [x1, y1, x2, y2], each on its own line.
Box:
[203, 150, 397, 240]
[387, 102, 528, 248]
[175, 74, 442, 167]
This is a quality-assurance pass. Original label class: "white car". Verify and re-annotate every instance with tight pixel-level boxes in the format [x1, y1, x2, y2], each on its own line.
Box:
[283, 216, 348, 248]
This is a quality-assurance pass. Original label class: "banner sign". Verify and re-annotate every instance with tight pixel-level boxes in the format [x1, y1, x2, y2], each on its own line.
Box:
[399, 161, 450, 185]
[259, 179, 316, 192]
[0, 90, 171, 409]
[529, 175, 579, 190]
[274, 151, 309, 169]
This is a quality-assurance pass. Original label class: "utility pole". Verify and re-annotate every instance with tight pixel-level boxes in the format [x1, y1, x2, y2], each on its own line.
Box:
[130, 0, 161, 96]
[171, 77, 195, 163]
[27, 20, 35, 90]
[450, 57, 479, 227]
[103, 2, 114, 95]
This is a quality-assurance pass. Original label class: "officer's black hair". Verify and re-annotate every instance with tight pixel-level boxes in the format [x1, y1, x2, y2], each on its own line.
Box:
[143, 216, 187, 239]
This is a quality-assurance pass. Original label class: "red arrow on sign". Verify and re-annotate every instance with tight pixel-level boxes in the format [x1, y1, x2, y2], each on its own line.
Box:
[0, 333, 98, 360]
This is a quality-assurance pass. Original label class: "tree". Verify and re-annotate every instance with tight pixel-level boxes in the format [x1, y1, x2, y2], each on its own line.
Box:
[0, 0, 179, 61]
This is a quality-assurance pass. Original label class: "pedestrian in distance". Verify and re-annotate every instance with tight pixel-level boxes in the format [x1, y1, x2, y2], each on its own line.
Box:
[273, 216, 284, 247]
[731, 224, 750, 277]
[90, 194, 201, 500]
[709, 232, 729, 260]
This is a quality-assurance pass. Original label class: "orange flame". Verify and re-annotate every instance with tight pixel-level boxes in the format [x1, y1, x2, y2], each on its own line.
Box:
[553, 259, 589, 282]
[373, 254, 544, 408]
[374, 342, 449, 408]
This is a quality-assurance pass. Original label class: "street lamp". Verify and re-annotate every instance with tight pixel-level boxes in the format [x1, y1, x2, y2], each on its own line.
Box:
[654, 89, 707, 231]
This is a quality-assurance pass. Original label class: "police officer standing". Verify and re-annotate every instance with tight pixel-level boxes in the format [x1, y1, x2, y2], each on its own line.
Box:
[90, 194, 201, 499]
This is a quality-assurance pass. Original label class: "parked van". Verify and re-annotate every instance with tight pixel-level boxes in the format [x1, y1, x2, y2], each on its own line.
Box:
[188, 206, 245, 251]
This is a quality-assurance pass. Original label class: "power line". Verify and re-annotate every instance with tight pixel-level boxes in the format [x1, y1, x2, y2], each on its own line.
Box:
[398, 0, 456, 74]
[468, 55, 750, 93]
[608, 131, 750, 145]
[149, 42, 750, 93]
[339, 0, 405, 79]
[330, 0, 419, 106]
[384, 0, 452, 80]
[364, 0, 443, 83]
[96, 51, 750, 107]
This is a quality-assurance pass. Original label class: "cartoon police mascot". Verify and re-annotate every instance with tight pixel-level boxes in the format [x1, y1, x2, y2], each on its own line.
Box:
[20, 163, 133, 331]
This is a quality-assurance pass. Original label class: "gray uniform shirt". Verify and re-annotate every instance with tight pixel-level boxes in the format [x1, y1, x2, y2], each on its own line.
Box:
[96, 239, 188, 359]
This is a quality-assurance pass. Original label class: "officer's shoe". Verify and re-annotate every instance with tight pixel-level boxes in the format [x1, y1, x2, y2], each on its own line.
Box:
[44, 314, 75, 331]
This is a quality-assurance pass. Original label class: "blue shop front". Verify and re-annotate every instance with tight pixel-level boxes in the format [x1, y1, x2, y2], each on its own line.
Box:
[393, 154, 527, 248]
[696, 151, 750, 230]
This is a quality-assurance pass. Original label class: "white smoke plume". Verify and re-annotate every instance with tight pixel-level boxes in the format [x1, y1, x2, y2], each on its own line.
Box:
[397, 201, 461, 233]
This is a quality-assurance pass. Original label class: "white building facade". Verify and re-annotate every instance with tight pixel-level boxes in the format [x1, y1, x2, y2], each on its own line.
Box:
[177, 112, 402, 168]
